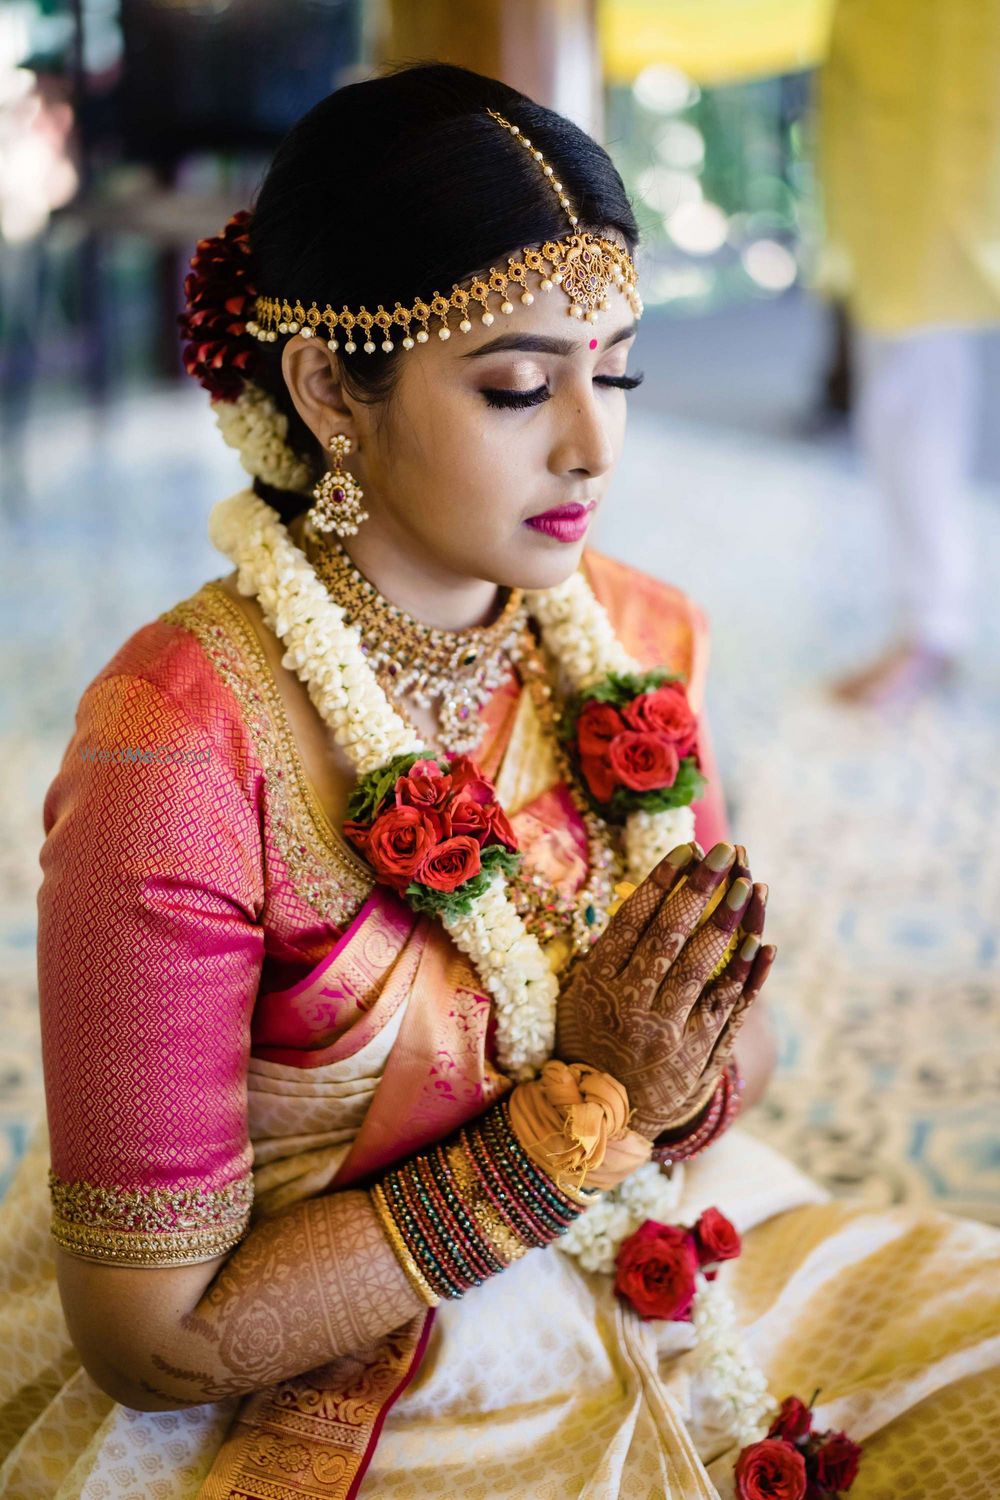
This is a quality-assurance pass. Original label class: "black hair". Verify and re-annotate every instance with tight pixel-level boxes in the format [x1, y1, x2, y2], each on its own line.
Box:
[247, 62, 639, 520]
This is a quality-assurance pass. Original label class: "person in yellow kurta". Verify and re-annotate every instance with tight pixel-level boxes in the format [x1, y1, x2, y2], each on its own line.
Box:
[820, 0, 1000, 703]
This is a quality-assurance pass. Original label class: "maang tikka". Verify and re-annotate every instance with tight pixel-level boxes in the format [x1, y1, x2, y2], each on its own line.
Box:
[307, 433, 369, 537]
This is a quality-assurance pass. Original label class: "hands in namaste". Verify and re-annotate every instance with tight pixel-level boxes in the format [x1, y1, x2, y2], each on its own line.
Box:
[555, 842, 774, 1140]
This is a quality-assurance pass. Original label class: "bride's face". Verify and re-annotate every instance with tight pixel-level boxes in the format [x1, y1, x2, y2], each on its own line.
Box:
[288, 273, 640, 595]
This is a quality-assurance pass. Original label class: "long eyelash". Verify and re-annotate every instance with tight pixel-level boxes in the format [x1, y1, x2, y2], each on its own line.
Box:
[595, 371, 645, 390]
[482, 385, 549, 410]
[482, 370, 645, 411]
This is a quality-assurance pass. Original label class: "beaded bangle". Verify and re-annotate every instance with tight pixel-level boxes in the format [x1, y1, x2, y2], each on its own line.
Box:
[370, 1182, 441, 1307]
[374, 1096, 591, 1302]
[650, 1060, 744, 1167]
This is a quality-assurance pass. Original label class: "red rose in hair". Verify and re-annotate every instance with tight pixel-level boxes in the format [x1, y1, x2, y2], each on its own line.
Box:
[417, 835, 482, 893]
[362, 806, 447, 891]
[767, 1396, 813, 1445]
[396, 760, 452, 812]
[622, 682, 698, 759]
[177, 209, 259, 402]
[609, 731, 680, 793]
[577, 700, 626, 758]
[813, 1433, 861, 1493]
[693, 1207, 742, 1268]
[613, 1220, 698, 1322]
[734, 1439, 807, 1500]
[581, 751, 618, 804]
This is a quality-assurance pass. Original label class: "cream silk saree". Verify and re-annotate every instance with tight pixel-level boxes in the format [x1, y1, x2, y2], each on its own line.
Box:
[1, 541, 997, 1499]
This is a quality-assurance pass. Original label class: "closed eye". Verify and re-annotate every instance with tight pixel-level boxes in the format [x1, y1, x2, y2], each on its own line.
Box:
[481, 371, 644, 411]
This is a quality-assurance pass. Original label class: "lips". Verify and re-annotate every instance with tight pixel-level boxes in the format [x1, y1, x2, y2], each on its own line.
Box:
[524, 501, 596, 544]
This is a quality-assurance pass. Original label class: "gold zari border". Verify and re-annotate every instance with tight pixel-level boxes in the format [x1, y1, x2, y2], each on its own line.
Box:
[49, 1169, 254, 1267]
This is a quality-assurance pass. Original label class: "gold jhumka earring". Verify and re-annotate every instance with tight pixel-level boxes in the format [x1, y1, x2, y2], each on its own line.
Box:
[307, 433, 369, 537]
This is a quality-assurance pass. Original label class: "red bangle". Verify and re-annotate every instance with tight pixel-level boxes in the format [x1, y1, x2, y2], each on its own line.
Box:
[650, 1061, 744, 1166]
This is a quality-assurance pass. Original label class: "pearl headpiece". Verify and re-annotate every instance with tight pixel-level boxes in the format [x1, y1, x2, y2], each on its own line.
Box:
[245, 108, 643, 355]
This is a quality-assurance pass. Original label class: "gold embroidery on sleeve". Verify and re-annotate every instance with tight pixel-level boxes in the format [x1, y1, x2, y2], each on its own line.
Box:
[49, 1170, 254, 1267]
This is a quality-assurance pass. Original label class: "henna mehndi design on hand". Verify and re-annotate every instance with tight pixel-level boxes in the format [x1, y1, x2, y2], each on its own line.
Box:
[555, 841, 776, 1139]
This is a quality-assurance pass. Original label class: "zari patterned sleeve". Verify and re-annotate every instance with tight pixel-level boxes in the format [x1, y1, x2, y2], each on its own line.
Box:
[37, 671, 266, 1268]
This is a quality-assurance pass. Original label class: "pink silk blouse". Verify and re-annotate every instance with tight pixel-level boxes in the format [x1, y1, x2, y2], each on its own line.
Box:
[36, 547, 728, 1268]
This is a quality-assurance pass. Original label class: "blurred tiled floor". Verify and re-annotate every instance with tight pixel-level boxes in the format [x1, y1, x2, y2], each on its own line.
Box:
[2, 294, 998, 1220]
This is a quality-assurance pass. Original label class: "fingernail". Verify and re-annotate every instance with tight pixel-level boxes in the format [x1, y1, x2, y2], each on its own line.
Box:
[726, 877, 752, 910]
[666, 843, 694, 867]
[706, 842, 736, 872]
[740, 934, 761, 962]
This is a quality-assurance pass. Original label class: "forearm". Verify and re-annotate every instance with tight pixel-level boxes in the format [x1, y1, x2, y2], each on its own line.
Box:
[63, 1189, 422, 1412]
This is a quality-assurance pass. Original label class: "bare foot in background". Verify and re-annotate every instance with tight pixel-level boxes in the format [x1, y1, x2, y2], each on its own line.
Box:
[829, 642, 958, 707]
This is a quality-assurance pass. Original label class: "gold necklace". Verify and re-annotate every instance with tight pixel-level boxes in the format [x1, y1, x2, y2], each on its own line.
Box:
[305, 527, 529, 756]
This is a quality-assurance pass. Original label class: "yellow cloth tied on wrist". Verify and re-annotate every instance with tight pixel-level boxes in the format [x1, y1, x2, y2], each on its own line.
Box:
[508, 1060, 652, 1193]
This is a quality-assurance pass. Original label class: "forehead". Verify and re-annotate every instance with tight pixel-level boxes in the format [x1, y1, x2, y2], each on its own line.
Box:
[427, 275, 639, 368]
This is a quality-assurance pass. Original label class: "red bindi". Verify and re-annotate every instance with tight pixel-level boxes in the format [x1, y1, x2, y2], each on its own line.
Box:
[589, 337, 598, 350]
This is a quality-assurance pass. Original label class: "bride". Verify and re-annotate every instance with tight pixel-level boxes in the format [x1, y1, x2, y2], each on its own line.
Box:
[2, 63, 996, 1500]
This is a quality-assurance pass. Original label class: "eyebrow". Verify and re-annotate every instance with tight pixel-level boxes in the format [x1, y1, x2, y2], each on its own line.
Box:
[461, 321, 637, 359]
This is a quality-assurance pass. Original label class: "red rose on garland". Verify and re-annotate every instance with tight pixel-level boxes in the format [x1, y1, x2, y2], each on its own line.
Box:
[693, 1206, 742, 1272]
[735, 1438, 807, 1500]
[417, 836, 483, 893]
[561, 669, 706, 821]
[347, 805, 447, 892]
[577, 700, 626, 757]
[609, 730, 680, 793]
[614, 1220, 698, 1321]
[622, 681, 699, 758]
[395, 758, 453, 812]
[344, 751, 521, 917]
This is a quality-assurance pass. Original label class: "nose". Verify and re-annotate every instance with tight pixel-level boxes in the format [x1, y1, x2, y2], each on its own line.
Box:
[547, 383, 616, 480]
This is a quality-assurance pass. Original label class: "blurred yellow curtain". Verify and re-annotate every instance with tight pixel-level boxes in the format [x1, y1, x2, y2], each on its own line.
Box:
[820, 0, 1000, 332]
[599, 0, 834, 86]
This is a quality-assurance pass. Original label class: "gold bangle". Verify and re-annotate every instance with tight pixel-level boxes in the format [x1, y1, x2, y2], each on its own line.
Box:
[447, 1143, 528, 1266]
[370, 1182, 441, 1308]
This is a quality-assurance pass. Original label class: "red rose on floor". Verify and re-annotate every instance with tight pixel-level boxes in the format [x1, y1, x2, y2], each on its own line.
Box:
[395, 759, 452, 812]
[416, 835, 482, 893]
[577, 700, 626, 758]
[813, 1433, 862, 1492]
[622, 682, 699, 759]
[613, 1220, 698, 1321]
[581, 751, 618, 804]
[693, 1207, 742, 1267]
[735, 1438, 807, 1500]
[364, 806, 448, 891]
[767, 1396, 813, 1444]
[609, 731, 680, 792]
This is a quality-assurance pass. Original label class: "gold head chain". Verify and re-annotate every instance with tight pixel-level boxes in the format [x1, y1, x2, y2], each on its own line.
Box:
[245, 108, 643, 354]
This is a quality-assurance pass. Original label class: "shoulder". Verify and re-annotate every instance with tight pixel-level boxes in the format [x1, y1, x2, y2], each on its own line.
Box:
[580, 547, 711, 706]
[58, 576, 265, 801]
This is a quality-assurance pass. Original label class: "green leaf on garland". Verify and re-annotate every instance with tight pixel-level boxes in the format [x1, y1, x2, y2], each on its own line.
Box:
[403, 843, 522, 922]
[346, 748, 443, 821]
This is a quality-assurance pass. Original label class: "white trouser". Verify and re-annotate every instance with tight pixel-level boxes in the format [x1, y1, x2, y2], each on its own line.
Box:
[855, 326, 980, 654]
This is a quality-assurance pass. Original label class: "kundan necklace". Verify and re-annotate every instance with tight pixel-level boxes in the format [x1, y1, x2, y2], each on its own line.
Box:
[304, 522, 529, 755]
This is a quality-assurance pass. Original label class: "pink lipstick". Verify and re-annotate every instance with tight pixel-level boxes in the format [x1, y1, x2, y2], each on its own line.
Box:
[524, 501, 595, 543]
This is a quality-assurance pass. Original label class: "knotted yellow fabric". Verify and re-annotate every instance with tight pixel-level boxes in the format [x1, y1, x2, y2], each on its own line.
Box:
[508, 1060, 653, 1192]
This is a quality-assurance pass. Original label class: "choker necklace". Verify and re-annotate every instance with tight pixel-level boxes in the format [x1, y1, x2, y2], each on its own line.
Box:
[305, 526, 530, 755]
